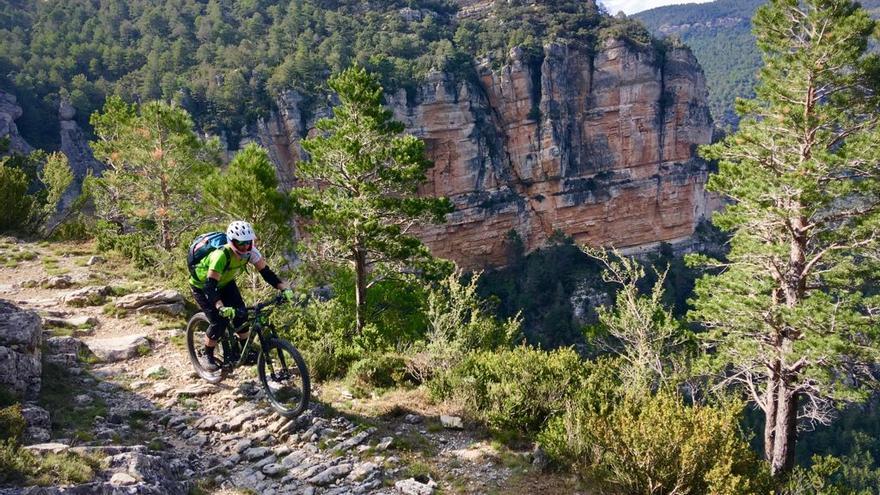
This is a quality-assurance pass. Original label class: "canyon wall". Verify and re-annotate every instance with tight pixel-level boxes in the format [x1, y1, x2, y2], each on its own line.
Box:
[254, 38, 714, 269]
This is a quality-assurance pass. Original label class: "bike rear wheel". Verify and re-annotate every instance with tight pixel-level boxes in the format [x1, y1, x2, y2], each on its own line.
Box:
[258, 337, 310, 418]
[186, 313, 229, 384]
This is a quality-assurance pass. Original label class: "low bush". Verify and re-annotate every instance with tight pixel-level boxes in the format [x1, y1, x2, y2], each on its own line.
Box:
[407, 272, 521, 383]
[539, 389, 771, 495]
[277, 297, 359, 382]
[346, 352, 413, 396]
[0, 404, 25, 442]
[429, 346, 589, 436]
[0, 439, 100, 486]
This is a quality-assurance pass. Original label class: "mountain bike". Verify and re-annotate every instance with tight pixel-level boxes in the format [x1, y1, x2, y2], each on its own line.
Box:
[186, 294, 310, 418]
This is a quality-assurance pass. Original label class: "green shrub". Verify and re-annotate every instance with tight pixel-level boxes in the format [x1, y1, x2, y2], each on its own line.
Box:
[539, 390, 771, 495]
[0, 439, 100, 486]
[429, 346, 589, 435]
[0, 404, 25, 443]
[0, 164, 35, 234]
[346, 352, 412, 396]
[278, 297, 360, 381]
[93, 220, 159, 270]
[407, 271, 521, 383]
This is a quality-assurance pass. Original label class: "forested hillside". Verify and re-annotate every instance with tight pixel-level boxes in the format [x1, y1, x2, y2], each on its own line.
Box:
[636, 0, 880, 126]
[0, 0, 649, 150]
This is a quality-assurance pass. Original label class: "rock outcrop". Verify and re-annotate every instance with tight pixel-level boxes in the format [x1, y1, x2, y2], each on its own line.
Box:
[255, 39, 713, 269]
[0, 91, 34, 155]
[0, 300, 43, 399]
[57, 99, 103, 211]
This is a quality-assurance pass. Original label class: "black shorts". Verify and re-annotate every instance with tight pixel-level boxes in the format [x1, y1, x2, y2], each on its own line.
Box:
[191, 281, 248, 341]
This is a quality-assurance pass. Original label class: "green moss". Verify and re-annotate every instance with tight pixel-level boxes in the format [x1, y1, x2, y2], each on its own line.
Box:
[39, 364, 107, 434]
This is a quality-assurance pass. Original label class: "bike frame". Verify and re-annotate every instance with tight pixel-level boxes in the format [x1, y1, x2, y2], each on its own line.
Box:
[219, 299, 281, 369]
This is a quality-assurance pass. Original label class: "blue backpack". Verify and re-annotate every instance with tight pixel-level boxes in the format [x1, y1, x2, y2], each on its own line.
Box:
[187, 232, 229, 279]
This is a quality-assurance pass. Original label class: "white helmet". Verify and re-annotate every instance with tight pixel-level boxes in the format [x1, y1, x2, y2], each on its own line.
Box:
[226, 221, 256, 254]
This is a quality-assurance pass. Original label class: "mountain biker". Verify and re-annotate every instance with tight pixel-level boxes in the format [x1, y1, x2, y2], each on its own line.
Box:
[189, 220, 293, 371]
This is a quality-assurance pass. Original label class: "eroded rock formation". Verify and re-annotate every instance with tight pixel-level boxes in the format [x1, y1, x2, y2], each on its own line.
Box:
[0, 91, 34, 155]
[255, 39, 713, 269]
[58, 99, 103, 209]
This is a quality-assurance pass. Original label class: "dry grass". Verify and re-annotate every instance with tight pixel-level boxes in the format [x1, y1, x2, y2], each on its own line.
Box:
[320, 381, 462, 419]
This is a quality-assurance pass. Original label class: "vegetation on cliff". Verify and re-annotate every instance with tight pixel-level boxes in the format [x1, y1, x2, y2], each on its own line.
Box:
[636, 0, 880, 127]
[0, 0, 655, 149]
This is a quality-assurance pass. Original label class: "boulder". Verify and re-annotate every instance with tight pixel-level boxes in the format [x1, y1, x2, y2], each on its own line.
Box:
[347, 461, 379, 481]
[21, 405, 50, 430]
[85, 334, 152, 362]
[105, 451, 189, 495]
[23, 443, 70, 455]
[307, 463, 352, 486]
[175, 383, 216, 397]
[333, 428, 375, 452]
[115, 290, 185, 316]
[45, 336, 87, 356]
[21, 404, 51, 443]
[39, 275, 74, 289]
[0, 300, 42, 398]
[395, 477, 437, 495]
[62, 286, 111, 307]
[23, 427, 51, 443]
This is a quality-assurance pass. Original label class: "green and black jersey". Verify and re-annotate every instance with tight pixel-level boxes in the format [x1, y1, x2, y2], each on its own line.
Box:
[189, 246, 263, 289]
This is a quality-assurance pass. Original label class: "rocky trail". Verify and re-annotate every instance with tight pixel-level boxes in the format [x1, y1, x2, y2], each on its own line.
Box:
[0, 238, 572, 495]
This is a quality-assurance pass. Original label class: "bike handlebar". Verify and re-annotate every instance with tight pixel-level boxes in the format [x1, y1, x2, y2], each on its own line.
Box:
[248, 293, 309, 313]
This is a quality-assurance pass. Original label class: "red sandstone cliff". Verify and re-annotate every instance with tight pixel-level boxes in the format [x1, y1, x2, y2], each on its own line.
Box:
[254, 38, 713, 269]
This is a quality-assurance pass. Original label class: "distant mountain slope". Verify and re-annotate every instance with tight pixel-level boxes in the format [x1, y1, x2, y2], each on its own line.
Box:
[636, 0, 880, 127]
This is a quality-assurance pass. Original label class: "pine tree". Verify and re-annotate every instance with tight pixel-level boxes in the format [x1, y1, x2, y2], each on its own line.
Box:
[203, 142, 294, 259]
[691, 0, 880, 476]
[294, 66, 453, 334]
[90, 96, 218, 251]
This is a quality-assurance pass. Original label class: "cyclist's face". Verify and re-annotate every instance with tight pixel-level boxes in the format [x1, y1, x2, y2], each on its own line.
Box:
[232, 239, 253, 253]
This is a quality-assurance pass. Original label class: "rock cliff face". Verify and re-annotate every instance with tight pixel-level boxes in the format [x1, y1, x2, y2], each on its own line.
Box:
[57, 99, 104, 210]
[0, 300, 43, 399]
[0, 91, 34, 155]
[255, 38, 713, 269]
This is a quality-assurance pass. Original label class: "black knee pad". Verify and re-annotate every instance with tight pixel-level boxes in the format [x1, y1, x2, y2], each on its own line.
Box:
[207, 322, 226, 341]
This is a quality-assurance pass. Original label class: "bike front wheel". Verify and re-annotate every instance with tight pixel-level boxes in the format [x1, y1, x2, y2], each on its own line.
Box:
[258, 337, 310, 418]
[186, 312, 228, 384]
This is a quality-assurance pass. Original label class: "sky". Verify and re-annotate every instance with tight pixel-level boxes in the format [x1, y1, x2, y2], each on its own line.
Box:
[599, 0, 715, 15]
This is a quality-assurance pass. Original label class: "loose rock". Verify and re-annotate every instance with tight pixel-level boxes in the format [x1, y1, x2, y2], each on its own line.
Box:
[308, 463, 352, 486]
[85, 334, 152, 362]
[440, 415, 464, 430]
[395, 477, 437, 495]
[62, 285, 111, 307]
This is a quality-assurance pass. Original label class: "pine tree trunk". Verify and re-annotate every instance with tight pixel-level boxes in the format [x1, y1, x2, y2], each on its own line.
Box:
[770, 382, 799, 476]
[763, 367, 779, 461]
[353, 247, 367, 334]
[160, 174, 171, 251]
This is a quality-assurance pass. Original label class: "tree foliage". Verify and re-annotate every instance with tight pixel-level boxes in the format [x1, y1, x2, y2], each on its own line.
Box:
[90, 96, 219, 251]
[584, 247, 694, 392]
[202, 142, 294, 260]
[293, 66, 452, 333]
[0, 149, 74, 235]
[691, 0, 880, 476]
[1, 0, 662, 149]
